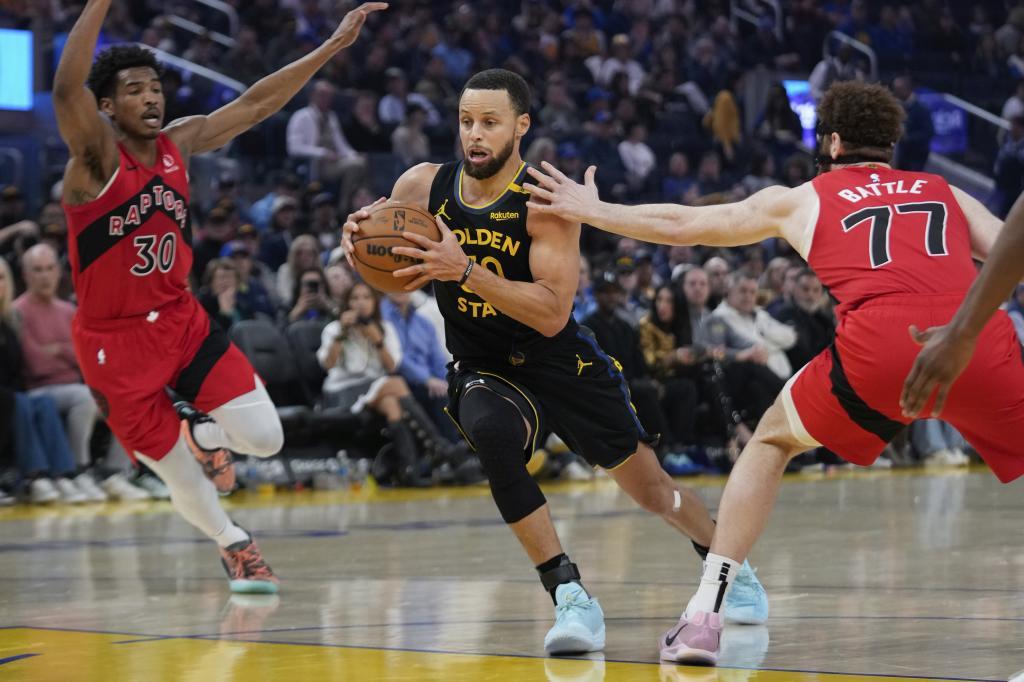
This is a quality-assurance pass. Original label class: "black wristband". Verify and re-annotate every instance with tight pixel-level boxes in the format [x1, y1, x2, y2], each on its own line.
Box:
[457, 259, 474, 286]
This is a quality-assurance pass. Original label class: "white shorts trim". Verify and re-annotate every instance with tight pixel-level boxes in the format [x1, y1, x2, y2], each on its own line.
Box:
[780, 364, 822, 448]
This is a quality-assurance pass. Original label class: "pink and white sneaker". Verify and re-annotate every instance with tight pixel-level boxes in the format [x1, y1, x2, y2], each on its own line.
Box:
[659, 610, 722, 665]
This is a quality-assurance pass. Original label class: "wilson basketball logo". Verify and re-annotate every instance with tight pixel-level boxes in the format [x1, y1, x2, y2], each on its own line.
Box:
[365, 242, 416, 264]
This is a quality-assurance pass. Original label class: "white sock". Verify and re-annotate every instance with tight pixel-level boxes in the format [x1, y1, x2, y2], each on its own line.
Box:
[684, 552, 741, 617]
[137, 439, 249, 548]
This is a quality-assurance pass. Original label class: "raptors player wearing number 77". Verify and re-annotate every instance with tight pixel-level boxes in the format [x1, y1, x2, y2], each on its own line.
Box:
[54, 0, 387, 592]
[524, 81, 1019, 665]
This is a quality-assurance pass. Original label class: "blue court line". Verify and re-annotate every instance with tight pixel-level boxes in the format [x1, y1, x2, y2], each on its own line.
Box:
[122, 611, 1024, 644]
[0, 624, 998, 681]
[0, 653, 39, 665]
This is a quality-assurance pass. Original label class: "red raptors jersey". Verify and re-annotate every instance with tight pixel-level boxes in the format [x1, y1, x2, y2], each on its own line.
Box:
[807, 166, 978, 319]
[64, 134, 193, 321]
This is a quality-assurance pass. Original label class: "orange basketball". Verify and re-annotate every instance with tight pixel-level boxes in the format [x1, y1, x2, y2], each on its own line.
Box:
[351, 202, 441, 293]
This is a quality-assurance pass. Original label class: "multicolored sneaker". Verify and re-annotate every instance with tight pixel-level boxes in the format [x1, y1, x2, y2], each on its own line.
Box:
[723, 560, 769, 625]
[175, 401, 236, 493]
[544, 583, 606, 655]
[219, 532, 279, 594]
[659, 610, 721, 665]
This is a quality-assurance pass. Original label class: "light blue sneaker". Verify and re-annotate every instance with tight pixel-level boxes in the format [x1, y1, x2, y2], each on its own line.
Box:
[723, 560, 768, 625]
[544, 583, 606, 655]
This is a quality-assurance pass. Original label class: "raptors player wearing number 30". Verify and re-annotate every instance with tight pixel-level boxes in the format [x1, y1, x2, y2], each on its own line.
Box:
[55, 0, 387, 593]
[524, 81, 1018, 665]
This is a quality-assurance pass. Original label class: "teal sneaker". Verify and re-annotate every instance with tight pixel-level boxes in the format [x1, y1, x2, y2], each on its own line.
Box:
[544, 583, 606, 655]
[723, 560, 768, 625]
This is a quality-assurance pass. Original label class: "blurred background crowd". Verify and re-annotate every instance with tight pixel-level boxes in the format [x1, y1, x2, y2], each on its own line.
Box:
[2, 0, 1023, 504]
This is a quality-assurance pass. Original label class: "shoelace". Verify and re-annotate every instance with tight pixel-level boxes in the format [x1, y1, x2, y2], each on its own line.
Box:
[555, 592, 594, 620]
[227, 545, 273, 579]
[733, 566, 763, 592]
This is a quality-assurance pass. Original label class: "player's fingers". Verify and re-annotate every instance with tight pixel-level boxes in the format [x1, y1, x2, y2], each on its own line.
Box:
[584, 165, 597, 187]
[901, 371, 929, 417]
[401, 230, 434, 248]
[525, 200, 554, 214]
[392, 263, 425, 279]
[930, 382, 952, 418]
[904, 372, 936, 418]
[899, 362, 920, 413]
[908, 324, 935, 345]
[390, 245, 426, 259]
[540, 160, 570, 183]
[521, 183, 554, 202]
[360, 2, 389, 13]
[434, 215, 453, 235]
[525, 166, 558, 189]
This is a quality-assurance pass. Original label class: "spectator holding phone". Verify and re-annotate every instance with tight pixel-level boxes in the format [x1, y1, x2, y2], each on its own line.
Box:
[287, 268, 336, 323]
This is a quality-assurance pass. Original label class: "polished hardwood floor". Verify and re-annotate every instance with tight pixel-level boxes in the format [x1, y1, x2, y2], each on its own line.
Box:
[0, 467, 1020, 681]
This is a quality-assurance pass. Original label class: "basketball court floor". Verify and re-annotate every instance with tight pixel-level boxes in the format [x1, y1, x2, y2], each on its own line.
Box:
[0, 467, 1021, 681]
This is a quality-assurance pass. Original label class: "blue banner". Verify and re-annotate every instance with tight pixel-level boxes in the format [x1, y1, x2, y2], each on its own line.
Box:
[917, 91, 968, 155]
[0, 29, 33, 111]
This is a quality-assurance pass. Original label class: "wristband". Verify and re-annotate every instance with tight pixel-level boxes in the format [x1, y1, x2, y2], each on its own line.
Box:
[457, 259, 474, 286]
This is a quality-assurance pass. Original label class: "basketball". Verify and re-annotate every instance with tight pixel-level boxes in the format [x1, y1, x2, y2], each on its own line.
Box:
[351, 202, 441, 293]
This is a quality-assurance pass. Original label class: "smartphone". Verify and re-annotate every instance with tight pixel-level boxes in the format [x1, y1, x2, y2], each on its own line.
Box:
[303, 280, 320, 294]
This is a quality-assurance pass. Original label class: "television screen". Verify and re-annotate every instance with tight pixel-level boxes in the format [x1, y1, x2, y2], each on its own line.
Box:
[0, 29, 33, 111]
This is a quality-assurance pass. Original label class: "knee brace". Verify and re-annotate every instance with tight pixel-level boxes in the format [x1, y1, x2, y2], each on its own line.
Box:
[460, 388, 545, 524]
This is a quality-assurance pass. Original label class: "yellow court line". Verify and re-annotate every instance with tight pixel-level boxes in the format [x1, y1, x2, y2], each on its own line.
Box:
[0, 466, 986, 523]
[0, 628, 972, 682]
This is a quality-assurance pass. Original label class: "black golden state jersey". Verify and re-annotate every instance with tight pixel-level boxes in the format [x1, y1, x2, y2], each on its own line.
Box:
[429, 160, 579, 364]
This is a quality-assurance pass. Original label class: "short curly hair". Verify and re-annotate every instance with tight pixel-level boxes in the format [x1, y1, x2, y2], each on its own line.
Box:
[86, 45, 163, 100]
[817, 81, 905, 159]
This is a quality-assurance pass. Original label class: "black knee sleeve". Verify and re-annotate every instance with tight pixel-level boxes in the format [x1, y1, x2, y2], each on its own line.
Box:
[460, 388, 545, 524]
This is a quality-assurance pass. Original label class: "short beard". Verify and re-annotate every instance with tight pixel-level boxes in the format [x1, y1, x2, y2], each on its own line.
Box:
[463, 137, 514, 180]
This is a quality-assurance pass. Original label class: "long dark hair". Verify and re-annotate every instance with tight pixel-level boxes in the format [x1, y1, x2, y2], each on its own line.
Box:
[652, 284, 693, 345]
[341, 281, 383, 324]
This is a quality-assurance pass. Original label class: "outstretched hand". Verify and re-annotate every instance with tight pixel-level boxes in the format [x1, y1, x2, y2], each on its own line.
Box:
[899, 324, 976, 419]
[390, 216, 470, 291]
[523, 161, 600, 224]
[330, 2, 388, 50]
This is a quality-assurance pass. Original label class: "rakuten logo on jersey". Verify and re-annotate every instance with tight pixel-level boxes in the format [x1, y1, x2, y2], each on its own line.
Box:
[109, 184, 187, 236]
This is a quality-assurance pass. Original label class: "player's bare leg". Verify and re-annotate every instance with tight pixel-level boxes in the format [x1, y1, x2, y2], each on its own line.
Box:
[508, 504, 565, 564]
[661, 399, 808, 665]
[608, 442, 769, 626]
[606, 443, 715, 543]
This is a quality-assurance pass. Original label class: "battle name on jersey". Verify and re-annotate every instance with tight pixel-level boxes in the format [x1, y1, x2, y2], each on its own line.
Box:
[837, 178, 928, 204]
[109, 184, 187, 236]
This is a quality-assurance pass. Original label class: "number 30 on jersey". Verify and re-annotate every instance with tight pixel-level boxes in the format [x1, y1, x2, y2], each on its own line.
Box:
[131, 233, 177, 276]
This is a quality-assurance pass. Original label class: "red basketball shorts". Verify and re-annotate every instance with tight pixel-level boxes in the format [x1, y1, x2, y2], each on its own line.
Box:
[73, 296, 260, 460]
[781, 294, 1024, 482]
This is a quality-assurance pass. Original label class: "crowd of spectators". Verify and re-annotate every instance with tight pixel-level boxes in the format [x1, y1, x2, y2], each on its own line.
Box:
[3, 0, 1023, 500]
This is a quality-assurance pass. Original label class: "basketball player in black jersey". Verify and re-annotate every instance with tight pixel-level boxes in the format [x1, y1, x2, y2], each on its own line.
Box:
[342, 69, 767, 654]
